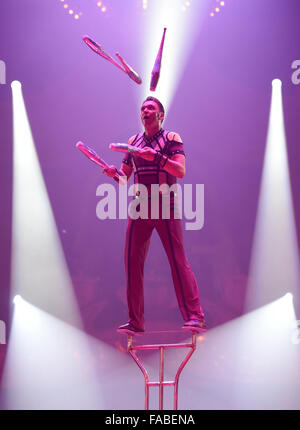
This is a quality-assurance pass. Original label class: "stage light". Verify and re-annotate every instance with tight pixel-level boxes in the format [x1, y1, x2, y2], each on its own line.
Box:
[3, 302, 104, 409]
[232, 295, 299, 408]
[272, 78, 282, 88]
[2, 299, 143, 409]
[284, 292, 293, 303]
[164, 294, 299, 409]
[10, 80, 82, 327]
[13, 295, 22, 305]
[209, 0, 226, 17]
[246, 80, 300, 311]
[58, 0, 81, 19]
[11, 80, 22, 90]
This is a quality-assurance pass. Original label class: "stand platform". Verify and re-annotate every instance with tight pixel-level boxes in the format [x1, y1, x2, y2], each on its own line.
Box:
[121, 329, 203, 410]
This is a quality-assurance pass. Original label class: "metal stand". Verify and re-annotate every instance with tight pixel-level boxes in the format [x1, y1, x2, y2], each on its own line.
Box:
[126, 331, 198, 410]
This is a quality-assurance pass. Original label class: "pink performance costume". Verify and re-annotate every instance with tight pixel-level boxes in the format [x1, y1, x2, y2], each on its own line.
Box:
[122, 129, 205, 331]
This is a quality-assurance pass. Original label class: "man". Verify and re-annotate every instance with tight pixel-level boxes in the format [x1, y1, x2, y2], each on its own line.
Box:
[103, 96, 205, 334]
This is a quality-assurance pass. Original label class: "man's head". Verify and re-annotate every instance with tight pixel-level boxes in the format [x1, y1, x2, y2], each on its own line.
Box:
[141, 96, 165, 127]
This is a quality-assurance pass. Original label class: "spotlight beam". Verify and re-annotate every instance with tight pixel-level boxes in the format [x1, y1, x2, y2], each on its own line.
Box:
[139, 0, 209, 113]
[246, 80, 300, 311]
[10, 82, 82, 327]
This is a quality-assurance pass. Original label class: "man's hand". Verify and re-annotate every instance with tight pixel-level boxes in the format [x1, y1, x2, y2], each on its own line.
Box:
[134, 147, 156, 161]
[102, 165, 117, 177]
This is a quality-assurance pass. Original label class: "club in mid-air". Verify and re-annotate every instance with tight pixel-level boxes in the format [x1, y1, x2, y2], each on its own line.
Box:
[83, 35, 142, 85]
[150, 27, 167, 92]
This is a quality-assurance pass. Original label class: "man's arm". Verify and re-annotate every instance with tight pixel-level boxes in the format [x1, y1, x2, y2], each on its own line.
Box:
[119, 161, 133, 182]
[166, 132, 186, 178]
[166, 153, 186, 178]
[102, 135, 134, 182]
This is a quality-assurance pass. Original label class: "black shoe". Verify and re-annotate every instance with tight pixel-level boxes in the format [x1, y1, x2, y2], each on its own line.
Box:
[117, 322, 144, 335]
[182, 319, 206, 332]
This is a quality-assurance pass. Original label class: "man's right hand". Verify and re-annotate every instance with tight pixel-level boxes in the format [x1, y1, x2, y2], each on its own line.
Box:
[102, 165, 117, 177]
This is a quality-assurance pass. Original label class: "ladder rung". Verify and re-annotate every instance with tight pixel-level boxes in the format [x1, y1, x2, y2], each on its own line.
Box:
[147, 381, 175, 387]
[130, 343, 193, 350]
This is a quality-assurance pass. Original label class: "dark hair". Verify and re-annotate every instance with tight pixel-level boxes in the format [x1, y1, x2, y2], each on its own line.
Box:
[142, 96, 165, 115]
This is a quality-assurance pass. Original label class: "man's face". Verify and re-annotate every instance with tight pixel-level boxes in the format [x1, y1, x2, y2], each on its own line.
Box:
[141, 100, 163, 126]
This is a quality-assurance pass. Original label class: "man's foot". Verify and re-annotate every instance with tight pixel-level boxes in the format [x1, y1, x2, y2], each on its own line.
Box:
[182, 319, 206, 333]
[117, 322, 144, 335]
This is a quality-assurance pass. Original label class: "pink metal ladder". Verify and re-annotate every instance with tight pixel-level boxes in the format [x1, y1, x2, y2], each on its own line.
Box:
[126, 331, 198, 410]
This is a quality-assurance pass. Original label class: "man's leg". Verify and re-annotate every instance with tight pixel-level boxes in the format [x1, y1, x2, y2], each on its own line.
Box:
[124, 217, 154, 330]
[156, 218, 205, 323]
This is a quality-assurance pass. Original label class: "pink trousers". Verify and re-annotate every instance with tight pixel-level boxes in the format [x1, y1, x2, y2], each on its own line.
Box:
[124, 214, 204, 330]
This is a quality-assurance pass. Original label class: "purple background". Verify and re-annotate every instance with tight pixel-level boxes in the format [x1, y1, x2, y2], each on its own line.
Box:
[0, 0, 300, 406]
